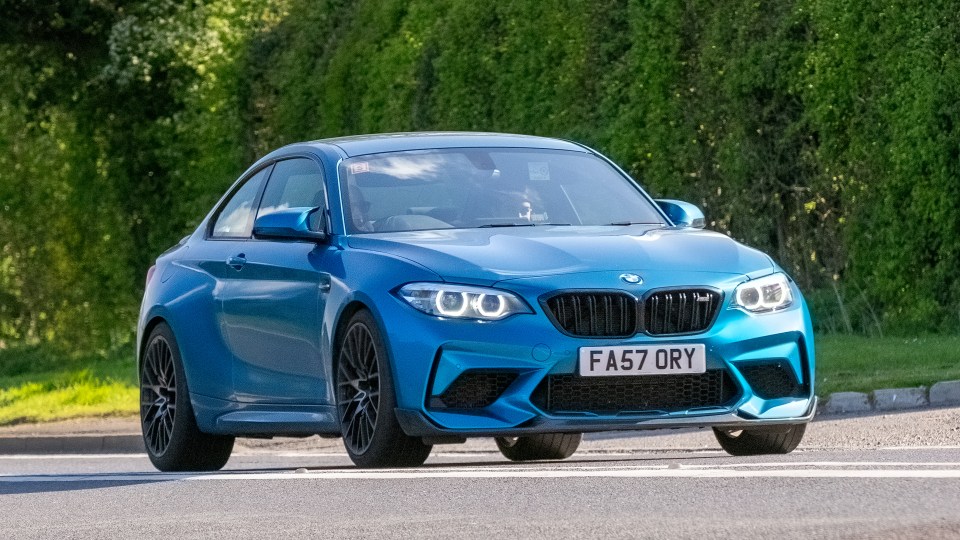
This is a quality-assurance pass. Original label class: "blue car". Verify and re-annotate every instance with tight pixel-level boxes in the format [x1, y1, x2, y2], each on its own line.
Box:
[138, 132, 815, 471]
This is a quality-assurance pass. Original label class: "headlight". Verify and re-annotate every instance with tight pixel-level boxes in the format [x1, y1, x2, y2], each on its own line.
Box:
[733, 273, 794, 313]
[398, 283, 532, 321]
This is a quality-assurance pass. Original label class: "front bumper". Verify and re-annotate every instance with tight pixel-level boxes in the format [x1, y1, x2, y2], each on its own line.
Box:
[377, 271, 816, 438]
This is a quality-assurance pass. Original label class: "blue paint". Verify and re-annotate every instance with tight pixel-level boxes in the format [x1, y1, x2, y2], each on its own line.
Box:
[138, 132, 815, 438]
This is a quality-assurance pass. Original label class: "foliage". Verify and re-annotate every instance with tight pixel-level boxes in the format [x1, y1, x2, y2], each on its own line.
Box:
[0, 19, 134, 348]
[0, 345, 137, 425]
[1, 0, 960, 354]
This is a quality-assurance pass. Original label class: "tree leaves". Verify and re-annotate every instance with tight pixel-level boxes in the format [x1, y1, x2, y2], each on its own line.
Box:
[2, 0, 960, 347]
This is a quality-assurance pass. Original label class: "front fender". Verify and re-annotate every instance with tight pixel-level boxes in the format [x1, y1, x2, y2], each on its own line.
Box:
[321, 247, 442, 406]
[137, 261, 234, 401]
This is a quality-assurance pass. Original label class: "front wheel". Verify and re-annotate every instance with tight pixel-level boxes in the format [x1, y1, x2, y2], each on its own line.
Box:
[140, 323, 234, 471]
[495, 433, 582, 462]
[336, 310, 432, 468]
[713, 424, 806, 456]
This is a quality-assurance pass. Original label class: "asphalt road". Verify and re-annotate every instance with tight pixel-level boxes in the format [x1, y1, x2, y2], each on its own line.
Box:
[2, 407, 959, 539]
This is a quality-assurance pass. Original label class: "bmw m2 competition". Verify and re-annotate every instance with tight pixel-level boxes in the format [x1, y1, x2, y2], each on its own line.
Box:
[138, 132, 816, 471]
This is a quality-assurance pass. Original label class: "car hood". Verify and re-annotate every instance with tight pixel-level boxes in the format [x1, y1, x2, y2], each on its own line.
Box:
[346, 226, 774, 284]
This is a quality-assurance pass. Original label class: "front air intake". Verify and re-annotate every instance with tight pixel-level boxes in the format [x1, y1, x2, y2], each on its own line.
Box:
[531, 369, 739, 414]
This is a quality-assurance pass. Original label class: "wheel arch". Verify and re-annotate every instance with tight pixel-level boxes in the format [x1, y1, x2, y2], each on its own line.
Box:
[329, 298, 401, 402]
[331, 300, 373, 373]
[139, 315, 170, 371]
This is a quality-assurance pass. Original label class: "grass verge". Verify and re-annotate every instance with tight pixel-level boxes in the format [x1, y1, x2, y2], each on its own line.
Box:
[816, 335, 960, 395]
[1, 335, 958, 426]
[0, 346, 137, 426]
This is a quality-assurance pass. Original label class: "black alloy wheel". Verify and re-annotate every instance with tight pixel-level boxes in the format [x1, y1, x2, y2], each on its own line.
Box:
[141, 335, 177, 456]
[337, 320, 381, 455]
[335, 310, 432, 468]
[140, 323, 234, 471]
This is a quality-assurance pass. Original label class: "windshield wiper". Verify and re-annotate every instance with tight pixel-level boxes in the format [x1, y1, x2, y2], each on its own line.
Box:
[604, 221, 662, 226]
[477, 222, 571, 228]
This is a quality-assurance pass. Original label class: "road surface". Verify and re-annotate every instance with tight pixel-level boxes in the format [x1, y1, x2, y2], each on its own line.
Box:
[1, 407, 958, 539]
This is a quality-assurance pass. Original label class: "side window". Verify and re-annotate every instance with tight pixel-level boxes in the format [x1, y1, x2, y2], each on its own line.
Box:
[257, 158, 326, 229]
[211, 167, 269, 238]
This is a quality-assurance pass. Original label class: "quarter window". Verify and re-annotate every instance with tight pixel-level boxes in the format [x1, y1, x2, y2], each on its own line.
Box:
[257, 158, 326, 227]
[211, 167, 269, 238]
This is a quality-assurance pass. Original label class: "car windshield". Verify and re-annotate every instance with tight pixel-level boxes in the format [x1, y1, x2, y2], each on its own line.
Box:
[339, 148, 666, 233]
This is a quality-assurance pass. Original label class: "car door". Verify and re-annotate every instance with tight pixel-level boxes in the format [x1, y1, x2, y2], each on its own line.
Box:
[220, 156, 334, 404]
[187, 165, 271, 399]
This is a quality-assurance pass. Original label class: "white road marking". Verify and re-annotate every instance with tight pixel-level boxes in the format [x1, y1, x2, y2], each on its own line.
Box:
[2, 460, 960, 482]
[0, 454, 150, 460]
[2, 445, 958, 460]
[691, 461, 960, 468]
[0, 445, 960, 463]
[879, 445, 960, 450]
[1, 469, 960, 482]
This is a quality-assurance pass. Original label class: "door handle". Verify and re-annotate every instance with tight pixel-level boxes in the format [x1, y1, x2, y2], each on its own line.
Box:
[226, 254, 246, 271]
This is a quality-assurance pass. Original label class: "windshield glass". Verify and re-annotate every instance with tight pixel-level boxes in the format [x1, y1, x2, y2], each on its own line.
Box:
[339, 148, 665, 233]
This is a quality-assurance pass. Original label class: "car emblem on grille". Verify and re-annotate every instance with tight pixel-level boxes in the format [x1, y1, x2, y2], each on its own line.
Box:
[619, 273, 642, 285]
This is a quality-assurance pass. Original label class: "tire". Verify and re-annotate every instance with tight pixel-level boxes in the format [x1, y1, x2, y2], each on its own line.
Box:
[336, 310, 432, 468]
[495, 433, 582, 462]
[713, 424, 807, 456]
[140, 323, 235, 472]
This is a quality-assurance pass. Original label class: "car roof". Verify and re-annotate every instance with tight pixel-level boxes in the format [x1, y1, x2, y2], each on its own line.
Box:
[300, 132, 590, 158]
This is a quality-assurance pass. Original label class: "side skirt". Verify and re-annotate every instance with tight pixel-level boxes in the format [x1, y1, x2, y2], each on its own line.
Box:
[192, 393, 340, 436]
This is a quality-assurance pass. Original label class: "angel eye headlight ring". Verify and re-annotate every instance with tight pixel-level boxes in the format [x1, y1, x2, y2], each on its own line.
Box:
[733, 273, 794, 313]
[398, 283, 531, 321]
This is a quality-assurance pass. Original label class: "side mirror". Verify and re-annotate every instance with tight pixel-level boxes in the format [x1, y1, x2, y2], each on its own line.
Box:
[655, 199, 706, 229]
[253, 207, 327, 241]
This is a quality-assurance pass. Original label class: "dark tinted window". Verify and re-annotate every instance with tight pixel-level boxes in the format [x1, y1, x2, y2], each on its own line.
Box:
[257, 158, 326, 224]
[211, 167, 269, 238]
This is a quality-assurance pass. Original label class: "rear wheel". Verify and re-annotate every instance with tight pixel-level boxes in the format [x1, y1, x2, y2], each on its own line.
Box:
[495, 433, 582, 462]
[140, 323, 234, 471]
[713, 424, 806, 456]
[336, 310, 432, 468]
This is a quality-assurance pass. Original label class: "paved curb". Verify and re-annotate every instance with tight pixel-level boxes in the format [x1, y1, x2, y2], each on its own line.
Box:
[930, 380, 960, 404]
[0, 434, 144, 454]
[820, 379, 960, 415]
[873, 387, 928, 411]
[820, 392, 871, 414]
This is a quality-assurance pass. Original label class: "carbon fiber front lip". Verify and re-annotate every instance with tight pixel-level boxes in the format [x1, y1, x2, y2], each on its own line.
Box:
[395, 396, 817, 438]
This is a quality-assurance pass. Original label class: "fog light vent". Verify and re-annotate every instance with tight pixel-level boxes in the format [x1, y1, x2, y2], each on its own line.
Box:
[739, 362, 805, 399]
[431, 371, 518, 409]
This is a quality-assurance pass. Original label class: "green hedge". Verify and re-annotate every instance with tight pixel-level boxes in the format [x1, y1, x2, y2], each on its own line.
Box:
[2, 0, 960, 352]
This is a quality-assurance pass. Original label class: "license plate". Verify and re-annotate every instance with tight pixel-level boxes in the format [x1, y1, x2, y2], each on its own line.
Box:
[578, 344, 706, 376]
